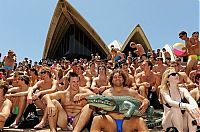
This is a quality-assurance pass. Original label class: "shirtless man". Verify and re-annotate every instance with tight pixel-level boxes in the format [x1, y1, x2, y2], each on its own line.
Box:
[136, 60, 160, 98]
[170, 61, 194, 91]
[190, 31, 200, 61]
[121, 62, 137, 89]
[2, 50, 16, 77]
[42, 72, 95, 132]
[134, 59, 144, 76]
[27, 67, 58, 129]
[0, 81, 12, 130]
[152, 57, 168, 76]
[84, 62, 97, 81]
[91, 65, 110, 94]
[162, 48, 171, 60]
[29, 68, 39, 87]
[175, 58, 185, 72]
[189, 61, 200, 83]
[5, 75, 29, 128]
[179, 31, 198, 75]
[130, 42, 145, 57]
[111, 48, 125, 64]
[90, 69, 149, 132]
[74, 65, 91, 88]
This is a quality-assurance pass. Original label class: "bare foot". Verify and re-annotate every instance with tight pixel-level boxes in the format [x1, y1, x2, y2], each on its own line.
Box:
[10, 123, 18, 128]
[34, 122, 46, 129]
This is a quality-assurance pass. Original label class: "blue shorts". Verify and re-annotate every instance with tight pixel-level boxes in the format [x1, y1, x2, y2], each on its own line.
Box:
[4, 65, 13, 70]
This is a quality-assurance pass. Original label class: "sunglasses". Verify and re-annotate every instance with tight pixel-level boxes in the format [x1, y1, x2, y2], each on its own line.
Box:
[179, 35, 184, 38]
[18, 78, 24, 81]
[168, 72, 178, 78]
[40, 71, 46, 74]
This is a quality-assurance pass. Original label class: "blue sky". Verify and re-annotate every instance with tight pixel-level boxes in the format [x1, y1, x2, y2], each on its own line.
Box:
[0, 0, 199, 62]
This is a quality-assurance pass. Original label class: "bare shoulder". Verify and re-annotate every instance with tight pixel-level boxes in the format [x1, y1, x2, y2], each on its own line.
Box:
[4, 98, 12, 107]
[85, 76, 90, 81]
[128, 74, 134, 79]
[102, 89, 112, 96]
[136, 72, 143, 77]
[52, 79, 58, 84]
[129, 88, 139, 96]
[79, 87, 92, 93]
[190, 87, 198, 93]
[179, 71, 187, 76]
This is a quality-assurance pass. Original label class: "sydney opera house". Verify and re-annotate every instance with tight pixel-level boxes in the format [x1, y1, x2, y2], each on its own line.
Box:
[42, 0, 152, 61]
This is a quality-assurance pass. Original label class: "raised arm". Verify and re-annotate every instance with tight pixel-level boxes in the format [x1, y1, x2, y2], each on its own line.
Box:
[37, 80, 58, 96]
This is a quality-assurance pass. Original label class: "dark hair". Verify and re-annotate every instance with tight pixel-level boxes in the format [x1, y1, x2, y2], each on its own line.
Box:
[41, 67, 52, 78]
[19, 75, 30, 85]
[175, 58, 181, 62]
[192, 31, 199, 35]
[97, 65, 107, 75]
[195, 74, 200, 84]
[109, 69, 127, 87]
[179, 31, 187, 36]
[30, 68, 38, 76]
[130, 42, 136, 46]
[156, 57, 163, 62]
[68, 72, 80, 82]
[76, 64, 84, 71]
[0, 81, 9, 95]
[144, 60, 153, 70]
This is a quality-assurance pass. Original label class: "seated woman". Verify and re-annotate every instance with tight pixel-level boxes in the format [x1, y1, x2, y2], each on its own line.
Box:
[0, 81, 12, 130]
[160, 67, 200, 132]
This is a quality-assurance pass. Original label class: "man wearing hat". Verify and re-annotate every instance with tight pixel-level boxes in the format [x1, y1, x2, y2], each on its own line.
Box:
[2, 50, 16, 77]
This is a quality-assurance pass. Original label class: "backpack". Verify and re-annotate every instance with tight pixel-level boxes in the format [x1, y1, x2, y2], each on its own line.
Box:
[17, 103, 39, 129]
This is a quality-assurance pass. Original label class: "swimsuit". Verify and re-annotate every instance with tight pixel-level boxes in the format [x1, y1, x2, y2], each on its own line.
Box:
[197, 55, 200, 60]
[68, 116, 75, 125]
[3, 65, 13, 70]
[164, 89, 188, 114]
[115, 119, 123, 132]
[114, 56, 121, 62]
[188, 55, 197, 60]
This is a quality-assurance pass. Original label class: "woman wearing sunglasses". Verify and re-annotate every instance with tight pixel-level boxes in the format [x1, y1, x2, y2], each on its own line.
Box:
[160, 67, 200, 132]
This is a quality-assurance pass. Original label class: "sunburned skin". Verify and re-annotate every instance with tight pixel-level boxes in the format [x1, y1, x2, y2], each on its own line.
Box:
[43, 74, 94, 132]
[90, 70, 149, 132]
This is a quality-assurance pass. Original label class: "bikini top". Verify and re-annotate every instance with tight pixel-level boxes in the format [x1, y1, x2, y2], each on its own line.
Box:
[165, 89, 188, 108]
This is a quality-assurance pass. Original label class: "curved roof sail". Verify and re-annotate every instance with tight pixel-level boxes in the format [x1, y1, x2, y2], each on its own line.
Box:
[121, 24, 152, 55]
[43, 0, 111, 60]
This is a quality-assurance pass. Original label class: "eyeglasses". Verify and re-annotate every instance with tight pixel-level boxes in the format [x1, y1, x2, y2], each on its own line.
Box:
[40, 71, 46, 74]
[168, 72, 178, 78]
[179, 35, 184, 38]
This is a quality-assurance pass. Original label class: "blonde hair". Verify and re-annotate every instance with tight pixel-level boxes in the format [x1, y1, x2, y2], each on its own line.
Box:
[160, 67, 176, 91]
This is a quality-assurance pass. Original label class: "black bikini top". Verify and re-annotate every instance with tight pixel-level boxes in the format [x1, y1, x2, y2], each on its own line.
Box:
[165, 89, 188, 108]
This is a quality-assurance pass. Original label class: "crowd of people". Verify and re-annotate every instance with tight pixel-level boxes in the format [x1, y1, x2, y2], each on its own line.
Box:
[0, 31, 199, 132]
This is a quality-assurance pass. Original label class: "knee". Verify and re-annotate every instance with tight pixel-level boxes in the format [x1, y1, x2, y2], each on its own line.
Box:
[52, 100, 62, 108]
[52, 99, 59, 104]
[92, 116, 101, 124]
[138, 86, 145, 92]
